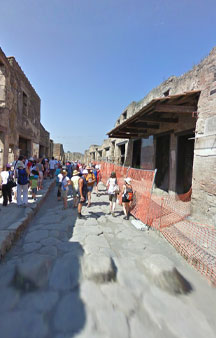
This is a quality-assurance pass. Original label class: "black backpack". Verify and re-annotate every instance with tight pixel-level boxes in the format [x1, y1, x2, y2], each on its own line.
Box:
[18, 168, 28, 185]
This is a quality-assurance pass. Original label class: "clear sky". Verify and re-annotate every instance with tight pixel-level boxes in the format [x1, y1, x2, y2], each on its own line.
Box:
[1, 0, 216, 153]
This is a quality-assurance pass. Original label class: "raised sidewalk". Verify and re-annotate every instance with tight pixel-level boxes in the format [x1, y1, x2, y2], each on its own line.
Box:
[0, 179, 55, 258]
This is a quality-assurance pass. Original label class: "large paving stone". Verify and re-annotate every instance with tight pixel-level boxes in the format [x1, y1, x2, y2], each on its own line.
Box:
[18, 290, 59, 313]
[0, 310, 48, 338]
[39, 245, 58, 257]
[53, 292, 86, 333]
[41, 237, 63, 247]
[143, 286, 216, 338]
[49, 252, 82, 290]
[80, 280, 112, 312]
[13, 254, 53, 290]
[142, 254, 192, 294]
[0, 287, 20, 313]
[95, 308, 129, 338]
[82, 254, 116, 283]
[24, 230, 49, 243]
[84, 234, 110, 248]
[23, 242, 42, 253]
[100, 283, 137, 315]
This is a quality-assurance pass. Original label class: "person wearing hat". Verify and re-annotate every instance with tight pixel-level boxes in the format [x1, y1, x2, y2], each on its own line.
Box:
[106, 171, 119, 217]
[85, 166, 96, 207]
[16, 160, 30, 207]
[61, 170, 71, 209]
[71, 170, 80, 208]
[0, 164, 13, 206]
[122, 177, 133, 220]
[77, 169, 88, 218]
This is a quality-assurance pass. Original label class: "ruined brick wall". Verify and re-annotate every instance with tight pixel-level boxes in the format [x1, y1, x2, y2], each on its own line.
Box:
[0, 48, 42, 167]
[53, 143, 65, 161]
[7, 56, 41, 147]
[39, 124, 50, 147]
[65, 152, 84, 162]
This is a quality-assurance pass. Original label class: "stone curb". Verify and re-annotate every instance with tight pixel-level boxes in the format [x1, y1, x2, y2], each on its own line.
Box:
[0, 179, 56, 259]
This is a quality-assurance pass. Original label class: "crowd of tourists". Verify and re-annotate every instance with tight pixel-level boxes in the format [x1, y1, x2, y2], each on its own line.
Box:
[0, 156, 133, 220]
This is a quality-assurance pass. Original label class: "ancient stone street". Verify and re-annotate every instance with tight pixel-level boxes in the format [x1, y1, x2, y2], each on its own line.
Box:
[0, 184, 216, 338]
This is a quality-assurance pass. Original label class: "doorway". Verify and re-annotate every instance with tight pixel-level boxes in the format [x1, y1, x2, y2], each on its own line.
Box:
[119, 144, 125, 165]
[155, 134, 170, 192]
[176, 133, 194, 194]
[132, 139, 141, 168]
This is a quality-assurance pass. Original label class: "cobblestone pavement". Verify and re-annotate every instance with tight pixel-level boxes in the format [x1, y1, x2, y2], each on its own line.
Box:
[0, 183, 216, 338]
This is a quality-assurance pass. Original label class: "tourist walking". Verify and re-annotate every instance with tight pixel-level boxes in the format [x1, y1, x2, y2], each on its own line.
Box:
[55, 165, 62, 201]
[86, 167, 96, 207]
[29, 170, 39, 200]
[122, 177, 133, 220]
[0, 164, 13, 206]
[77, 169, 88, 219]
[61, 170, 70, 209]
[71, 170, 80, 208]
[16, 161, 30, 207]
[106, 171, 119, 217]
[49, 157, 57, 179]
[36, 159, 44, 190]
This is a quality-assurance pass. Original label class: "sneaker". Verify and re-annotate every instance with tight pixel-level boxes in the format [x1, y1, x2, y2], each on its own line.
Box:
[77, 213, 83, 219]
[111, 212, 115, 217]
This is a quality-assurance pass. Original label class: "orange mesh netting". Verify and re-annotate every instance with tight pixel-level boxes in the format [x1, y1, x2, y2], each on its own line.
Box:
[96, 162, 216, 286]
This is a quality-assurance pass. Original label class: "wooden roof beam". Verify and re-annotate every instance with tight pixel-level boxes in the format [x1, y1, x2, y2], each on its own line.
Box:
[128, 123, 159, 129]
[155, 103, 196, 113]
[137, 116, 179, 123]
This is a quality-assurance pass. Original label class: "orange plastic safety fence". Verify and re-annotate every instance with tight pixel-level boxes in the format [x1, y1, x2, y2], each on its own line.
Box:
[96, 162, 216, 286]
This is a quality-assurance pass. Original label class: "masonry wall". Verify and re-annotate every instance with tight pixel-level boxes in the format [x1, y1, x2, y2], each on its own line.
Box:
[0, 48, 42, 167]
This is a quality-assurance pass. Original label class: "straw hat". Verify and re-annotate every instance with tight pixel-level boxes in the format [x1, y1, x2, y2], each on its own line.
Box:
[82, 169, 88, 174]
[124, 177, 132, 184]
[73, 170, 79, 176]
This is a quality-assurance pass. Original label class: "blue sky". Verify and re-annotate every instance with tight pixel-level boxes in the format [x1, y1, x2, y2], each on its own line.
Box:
[1, 0, 216, 153]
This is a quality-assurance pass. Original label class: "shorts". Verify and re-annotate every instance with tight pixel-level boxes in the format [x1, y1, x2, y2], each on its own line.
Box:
[109, 194, 117, 202]
[87, 185, 93, 192]
[32, 188, 37, 194]
[61, 190, 68, 199]
[122, 195, 130, 203]
[72, 189, 79, 197]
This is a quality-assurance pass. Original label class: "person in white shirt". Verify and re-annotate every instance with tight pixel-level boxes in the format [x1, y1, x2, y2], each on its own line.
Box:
[71, 170, 80, 208]
[106, 171, 119, 217]
[49, 157, 57, 179]
[61, 170, 70, 209]
[0, 165, 13, 206]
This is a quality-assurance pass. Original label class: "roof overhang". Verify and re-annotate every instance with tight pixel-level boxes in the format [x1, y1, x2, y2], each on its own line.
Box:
[107, 91, 200, 139]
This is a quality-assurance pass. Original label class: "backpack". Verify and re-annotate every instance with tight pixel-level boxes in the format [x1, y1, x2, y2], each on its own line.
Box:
[126, 191, 133, 201]
[18, 168, 29, 185]
[125, 186, 133, 201]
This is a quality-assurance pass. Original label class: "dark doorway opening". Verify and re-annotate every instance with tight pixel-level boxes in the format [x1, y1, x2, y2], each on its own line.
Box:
[132, 139, 141, 168]
[19, 137, 30, 157]
[176, 133, 194, 194]
[155, 134, 170, 192]
[119, 144, 125, 165]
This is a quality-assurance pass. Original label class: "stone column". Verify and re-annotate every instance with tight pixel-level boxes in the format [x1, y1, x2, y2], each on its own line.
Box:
[169, 133, 177, 194]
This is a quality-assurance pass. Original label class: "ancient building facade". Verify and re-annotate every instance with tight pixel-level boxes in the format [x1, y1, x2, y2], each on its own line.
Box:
[85, 47, 216, 225]
[64, 151, 84, 163]
[53, 143, 65, 162]
[0, 48, 51, 168]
